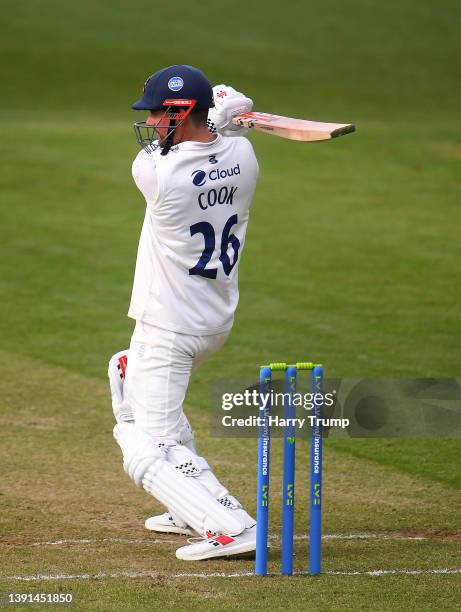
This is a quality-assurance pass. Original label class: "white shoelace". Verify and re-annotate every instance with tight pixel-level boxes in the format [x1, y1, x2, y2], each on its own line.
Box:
[186, 532, 218, 545]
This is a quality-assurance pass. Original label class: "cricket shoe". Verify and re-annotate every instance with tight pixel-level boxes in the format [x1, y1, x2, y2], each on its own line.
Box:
[145, 512, 194, 536]
[108, 349, 133, 423]
[175, 525, 256, 560]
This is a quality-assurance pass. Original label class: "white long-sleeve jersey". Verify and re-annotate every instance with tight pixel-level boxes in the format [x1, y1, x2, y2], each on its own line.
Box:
[128, 135, 259, 335]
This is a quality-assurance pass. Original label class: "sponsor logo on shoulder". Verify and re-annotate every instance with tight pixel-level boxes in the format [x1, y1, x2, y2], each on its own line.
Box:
[191, 170, 207, 186]
[191, 164, 240, 187]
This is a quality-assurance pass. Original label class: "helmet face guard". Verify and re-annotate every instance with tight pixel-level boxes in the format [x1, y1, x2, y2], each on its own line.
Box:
[133, 98, 197, 155]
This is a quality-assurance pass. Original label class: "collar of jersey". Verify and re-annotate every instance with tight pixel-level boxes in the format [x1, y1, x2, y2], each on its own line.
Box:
[175, 134, 223, 151]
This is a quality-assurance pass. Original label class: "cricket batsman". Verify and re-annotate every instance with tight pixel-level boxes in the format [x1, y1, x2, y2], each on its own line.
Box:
[108, 65, 259, 560]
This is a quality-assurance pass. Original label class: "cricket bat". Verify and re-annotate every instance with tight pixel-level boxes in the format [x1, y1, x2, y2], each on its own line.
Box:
[231, 111, 355, 142]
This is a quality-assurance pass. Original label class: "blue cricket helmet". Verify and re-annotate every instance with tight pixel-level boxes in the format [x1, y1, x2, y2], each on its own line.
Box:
[132, 65, 214, 111]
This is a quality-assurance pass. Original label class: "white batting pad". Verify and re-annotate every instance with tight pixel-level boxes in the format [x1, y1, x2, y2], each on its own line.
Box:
[114, 423, 246, 536]
[108, 350, 133, 423]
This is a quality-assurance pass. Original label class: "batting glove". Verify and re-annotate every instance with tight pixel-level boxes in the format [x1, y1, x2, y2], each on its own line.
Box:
[207, 84, 253, 137]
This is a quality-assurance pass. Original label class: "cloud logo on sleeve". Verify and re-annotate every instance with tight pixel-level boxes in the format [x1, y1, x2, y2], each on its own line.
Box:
[191, 170, 207, 186]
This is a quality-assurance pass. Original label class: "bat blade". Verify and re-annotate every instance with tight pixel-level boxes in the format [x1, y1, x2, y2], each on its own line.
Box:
[231, 112, 356, 142]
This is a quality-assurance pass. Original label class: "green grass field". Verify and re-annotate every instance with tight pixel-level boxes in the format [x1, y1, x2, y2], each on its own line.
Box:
[1, 1, 460, 610]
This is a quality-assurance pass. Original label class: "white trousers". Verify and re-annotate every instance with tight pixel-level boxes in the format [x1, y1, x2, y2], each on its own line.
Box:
[124, 321, 229, 440]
